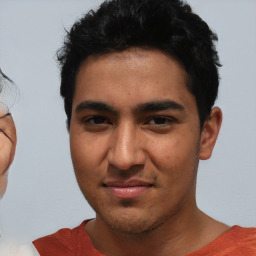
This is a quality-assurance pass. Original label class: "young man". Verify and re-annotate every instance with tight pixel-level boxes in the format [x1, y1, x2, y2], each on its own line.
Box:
[33, 0, 256, 255]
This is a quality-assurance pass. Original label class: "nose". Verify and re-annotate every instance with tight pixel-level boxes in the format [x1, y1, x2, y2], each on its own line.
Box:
[107, 122, 146, 170]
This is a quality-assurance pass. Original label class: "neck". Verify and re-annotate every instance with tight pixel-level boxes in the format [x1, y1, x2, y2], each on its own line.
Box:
[85, 207, 229, 256]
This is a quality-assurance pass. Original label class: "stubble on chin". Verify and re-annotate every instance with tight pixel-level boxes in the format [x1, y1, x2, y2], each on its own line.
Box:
[96, 203, 172, 235]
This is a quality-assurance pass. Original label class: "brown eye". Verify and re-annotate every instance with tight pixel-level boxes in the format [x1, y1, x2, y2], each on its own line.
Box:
[148, 117, 174, 126]
[81, 116, 112, 132]
[86, 116, 109, 125]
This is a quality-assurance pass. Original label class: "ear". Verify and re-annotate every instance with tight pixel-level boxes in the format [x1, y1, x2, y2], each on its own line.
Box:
[199, 107, 222, 160]
[0, 114, 17, 197]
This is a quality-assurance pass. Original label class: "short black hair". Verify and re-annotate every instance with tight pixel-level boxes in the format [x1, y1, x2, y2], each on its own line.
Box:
[57, 0, 220, 128]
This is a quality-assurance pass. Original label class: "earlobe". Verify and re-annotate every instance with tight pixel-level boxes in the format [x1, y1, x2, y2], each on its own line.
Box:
[199, 107, 222, 160]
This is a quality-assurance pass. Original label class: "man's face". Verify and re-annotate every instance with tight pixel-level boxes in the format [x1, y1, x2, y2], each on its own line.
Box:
[70, 49, 203, 234]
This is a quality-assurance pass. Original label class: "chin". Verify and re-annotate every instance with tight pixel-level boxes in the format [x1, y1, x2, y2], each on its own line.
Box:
[99, 208, 169, 235]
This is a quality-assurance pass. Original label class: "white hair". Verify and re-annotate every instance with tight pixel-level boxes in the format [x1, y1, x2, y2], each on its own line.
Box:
[0, 68, 18, 113]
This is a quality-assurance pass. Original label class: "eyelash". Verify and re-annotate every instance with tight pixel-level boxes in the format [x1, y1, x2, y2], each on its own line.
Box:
[81, 115, 175, 131]
[145, 116, 175, 126]
[82, 116, 111, 125]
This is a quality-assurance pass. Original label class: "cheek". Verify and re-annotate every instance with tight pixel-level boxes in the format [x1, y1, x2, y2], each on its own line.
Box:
[146, 135, 199, 205]
[70, 134, 108, 182]
[147, 132, 200, 176]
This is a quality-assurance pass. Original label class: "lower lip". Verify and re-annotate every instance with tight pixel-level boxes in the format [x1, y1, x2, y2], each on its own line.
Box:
[106, 186, 150, 199]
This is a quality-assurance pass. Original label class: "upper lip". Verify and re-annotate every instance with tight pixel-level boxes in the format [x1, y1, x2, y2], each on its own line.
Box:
[103, 179, 153, 188]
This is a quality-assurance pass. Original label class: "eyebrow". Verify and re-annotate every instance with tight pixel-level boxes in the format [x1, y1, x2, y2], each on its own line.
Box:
[0, 128, 12, 141]
[0, 112, 11, 119]
[0, 113, 12, 141]
[135, 100, 184, 113]
[75, 99, 184, 115]
[75, 100, 117, 114]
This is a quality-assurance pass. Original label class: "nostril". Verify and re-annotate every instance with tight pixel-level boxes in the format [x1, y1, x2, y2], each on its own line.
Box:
[107, 164, 145, 179]
[107, 126, 146, 170]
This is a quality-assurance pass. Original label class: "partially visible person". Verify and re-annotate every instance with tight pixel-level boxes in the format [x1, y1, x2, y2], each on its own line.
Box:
[0, 68, 17, 199]
[0, 68, 39, 255]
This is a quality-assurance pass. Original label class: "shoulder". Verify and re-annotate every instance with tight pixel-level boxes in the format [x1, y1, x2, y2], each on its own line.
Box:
[33, 220, 92, 256]
[229, 226, 256, 252]
[213, 225, 256, 254]
[188, 226, 256, 256]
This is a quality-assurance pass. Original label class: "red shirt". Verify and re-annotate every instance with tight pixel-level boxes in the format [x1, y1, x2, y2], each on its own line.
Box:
[33, 220, 256, 256]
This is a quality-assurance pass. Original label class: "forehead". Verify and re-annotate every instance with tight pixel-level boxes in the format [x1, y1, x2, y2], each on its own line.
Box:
[73, 48, 194, 110]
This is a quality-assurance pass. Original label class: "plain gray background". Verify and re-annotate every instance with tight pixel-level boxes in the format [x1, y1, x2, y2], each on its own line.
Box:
[0, 0, 255, 243]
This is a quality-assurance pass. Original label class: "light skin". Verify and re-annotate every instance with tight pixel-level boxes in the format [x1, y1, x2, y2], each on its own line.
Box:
[70, 48, 228, 256]
[0, 110, 16, 197]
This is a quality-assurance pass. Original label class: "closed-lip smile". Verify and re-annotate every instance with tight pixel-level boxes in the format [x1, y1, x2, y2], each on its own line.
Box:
[103, 179, 153, 199]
